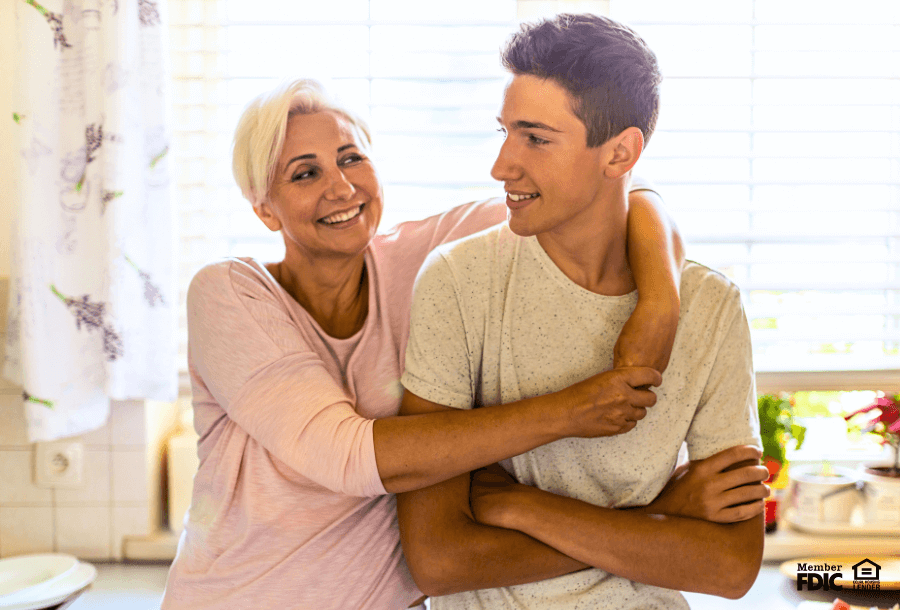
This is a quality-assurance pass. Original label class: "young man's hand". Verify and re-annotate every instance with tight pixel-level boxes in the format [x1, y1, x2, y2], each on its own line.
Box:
[469, 463, 523, 529]
[559, 366, 662, 438]
[642, 445, 770, 523]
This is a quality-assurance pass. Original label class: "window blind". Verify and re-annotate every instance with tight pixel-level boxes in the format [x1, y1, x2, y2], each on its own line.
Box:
[168, 0, 516, 376]
[170, 0, 900, 384]
[612, 0, 900, 379]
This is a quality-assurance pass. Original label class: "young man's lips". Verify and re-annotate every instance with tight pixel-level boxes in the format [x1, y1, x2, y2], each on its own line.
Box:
[506, 192, 539, 210]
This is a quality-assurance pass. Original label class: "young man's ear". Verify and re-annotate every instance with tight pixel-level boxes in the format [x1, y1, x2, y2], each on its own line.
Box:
[603, 127, 644, 179]
[253, 200, 283, 232]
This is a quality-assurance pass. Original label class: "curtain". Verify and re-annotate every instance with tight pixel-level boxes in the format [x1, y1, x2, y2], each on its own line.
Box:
[4, 0, 177, 442]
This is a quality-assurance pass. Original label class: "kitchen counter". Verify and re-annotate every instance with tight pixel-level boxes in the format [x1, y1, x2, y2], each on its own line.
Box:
[66, 563, 169, 609]
[64, 561, 900, 609]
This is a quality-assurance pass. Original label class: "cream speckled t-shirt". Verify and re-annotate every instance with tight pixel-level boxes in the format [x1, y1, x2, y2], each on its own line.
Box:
[401, 224, 761, 610]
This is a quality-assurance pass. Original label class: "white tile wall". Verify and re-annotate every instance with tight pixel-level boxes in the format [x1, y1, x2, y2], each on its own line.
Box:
[112, 450, 149, 504]
[78, 416, 113, 447]
[55, 506, 112, 560]
[55, 449, 111, 505]
[0, 506, 53, 556]
[111, 505, 151, 561]
[0, 450, 52, 505]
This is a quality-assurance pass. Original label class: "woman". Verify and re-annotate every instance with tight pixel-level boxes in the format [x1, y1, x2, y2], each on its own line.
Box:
[161, 79, 685, 609]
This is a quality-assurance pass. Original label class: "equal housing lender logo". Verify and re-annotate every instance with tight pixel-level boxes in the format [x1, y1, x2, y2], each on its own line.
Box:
[796, 558, 882, 591]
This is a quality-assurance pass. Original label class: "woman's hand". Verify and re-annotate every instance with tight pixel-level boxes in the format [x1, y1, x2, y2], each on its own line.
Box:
[470, 463, 527, 529]
[559, 366, 662, 438]
[643, 445, 770, 523]
[613, 296, 680, 374]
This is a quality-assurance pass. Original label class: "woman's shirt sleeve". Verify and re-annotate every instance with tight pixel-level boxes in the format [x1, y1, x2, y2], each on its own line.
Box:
[187, 261, 387, 498]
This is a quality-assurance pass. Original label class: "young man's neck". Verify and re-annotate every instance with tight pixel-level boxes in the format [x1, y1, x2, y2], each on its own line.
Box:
[534, 184, 635, 296]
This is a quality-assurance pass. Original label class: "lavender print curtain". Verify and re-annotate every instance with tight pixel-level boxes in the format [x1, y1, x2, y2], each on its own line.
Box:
[3, 0, 177, 441]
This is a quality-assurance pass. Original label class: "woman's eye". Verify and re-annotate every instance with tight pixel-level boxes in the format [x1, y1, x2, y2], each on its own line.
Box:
[292, 168, 318, 181]
[340, 154, 364, 166]
[496, 128, 507, 139]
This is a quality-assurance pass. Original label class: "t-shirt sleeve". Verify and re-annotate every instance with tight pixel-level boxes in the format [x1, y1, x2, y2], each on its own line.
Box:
[629, 174, 659, 194]
[187, 262, 386, 498]
[685, 296, 762, 460]
[400, 250, 476, 410]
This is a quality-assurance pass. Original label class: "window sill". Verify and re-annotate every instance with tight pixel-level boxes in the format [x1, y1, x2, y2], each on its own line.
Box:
[757, 370, 900, 394]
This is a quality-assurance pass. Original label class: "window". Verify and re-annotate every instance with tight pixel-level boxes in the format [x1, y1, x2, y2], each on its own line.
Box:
[170, 0, 900, 391]
[787, 390, 889, 463]
[612, 0, 900, 386]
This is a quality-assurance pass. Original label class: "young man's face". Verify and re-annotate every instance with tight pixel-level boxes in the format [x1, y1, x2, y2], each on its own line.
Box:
[492, 74, 610, 237]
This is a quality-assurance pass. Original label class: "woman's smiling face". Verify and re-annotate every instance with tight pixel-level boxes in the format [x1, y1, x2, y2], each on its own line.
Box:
[257, 110, 383, 261]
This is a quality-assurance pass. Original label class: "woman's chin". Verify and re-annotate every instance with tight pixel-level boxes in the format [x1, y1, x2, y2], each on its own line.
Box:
[312, 219, 378, 257]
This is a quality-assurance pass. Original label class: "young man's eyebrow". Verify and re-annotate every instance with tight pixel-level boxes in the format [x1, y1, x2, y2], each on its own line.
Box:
[284, 144, 357, 173]
[496, 117, 562, 133]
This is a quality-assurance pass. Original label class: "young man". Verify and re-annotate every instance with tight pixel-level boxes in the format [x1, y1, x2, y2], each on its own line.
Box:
[397, 13, 765, 610]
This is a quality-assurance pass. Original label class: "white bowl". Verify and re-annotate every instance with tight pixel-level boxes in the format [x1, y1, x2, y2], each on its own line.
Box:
[0, 561, 96, 610]
[0, 554, 78, 600]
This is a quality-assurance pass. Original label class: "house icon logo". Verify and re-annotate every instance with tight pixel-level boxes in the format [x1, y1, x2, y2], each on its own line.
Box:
[852, 559, 881, 582]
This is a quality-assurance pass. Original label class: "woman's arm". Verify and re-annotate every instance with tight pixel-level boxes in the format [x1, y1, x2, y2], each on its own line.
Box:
[191, 259, 664, 498]
[374, 366, 660, 493]
[619, 187, 685, 373]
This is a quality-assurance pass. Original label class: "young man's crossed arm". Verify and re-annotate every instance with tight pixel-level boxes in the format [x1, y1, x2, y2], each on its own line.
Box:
[397, 395, 766, 599]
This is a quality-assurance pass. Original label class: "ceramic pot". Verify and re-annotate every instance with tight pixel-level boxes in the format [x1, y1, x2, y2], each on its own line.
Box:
[789, 465, 860, 524]
[859, 465, 900, 526]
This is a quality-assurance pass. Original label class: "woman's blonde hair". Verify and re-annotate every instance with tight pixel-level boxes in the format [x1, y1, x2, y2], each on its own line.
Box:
[232, 79, 372, 206]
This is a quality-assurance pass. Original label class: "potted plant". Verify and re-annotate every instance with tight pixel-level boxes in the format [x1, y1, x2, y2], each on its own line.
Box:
[757, 394, 806, 530]
[844, 394, 900, 477]
[844, 394, 900, 527]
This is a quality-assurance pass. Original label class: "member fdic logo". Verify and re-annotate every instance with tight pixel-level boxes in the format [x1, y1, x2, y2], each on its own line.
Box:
[796, 558, 882, 591]
[796, 562, 843, 591]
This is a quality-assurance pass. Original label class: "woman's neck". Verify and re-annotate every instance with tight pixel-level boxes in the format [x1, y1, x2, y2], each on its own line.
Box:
[270, 252, 369, 339]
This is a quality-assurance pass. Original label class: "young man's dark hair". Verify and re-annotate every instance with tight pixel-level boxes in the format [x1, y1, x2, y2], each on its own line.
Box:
[501, 13, 662, 148]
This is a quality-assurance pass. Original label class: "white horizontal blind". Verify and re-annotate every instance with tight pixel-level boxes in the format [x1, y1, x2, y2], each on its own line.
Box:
[612, 0, 900, 374]
[169, 0, 516, 373]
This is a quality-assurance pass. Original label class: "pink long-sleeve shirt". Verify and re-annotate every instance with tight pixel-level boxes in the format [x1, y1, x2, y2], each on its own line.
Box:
[161, 200, 507, 610]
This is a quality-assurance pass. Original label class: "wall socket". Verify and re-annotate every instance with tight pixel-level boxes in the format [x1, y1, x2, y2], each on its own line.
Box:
[34, 441, 85, 489]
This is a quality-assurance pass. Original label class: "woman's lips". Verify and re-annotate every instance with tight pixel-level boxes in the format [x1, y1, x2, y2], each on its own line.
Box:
[319, 204, 364, 227]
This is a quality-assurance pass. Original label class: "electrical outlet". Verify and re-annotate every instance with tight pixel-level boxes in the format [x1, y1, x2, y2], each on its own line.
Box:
[34, 441, 85, 489]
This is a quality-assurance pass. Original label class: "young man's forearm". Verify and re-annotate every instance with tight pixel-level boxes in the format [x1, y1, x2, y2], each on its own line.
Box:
[396, 472, 589, 596]
[500, 486, 763, 599]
